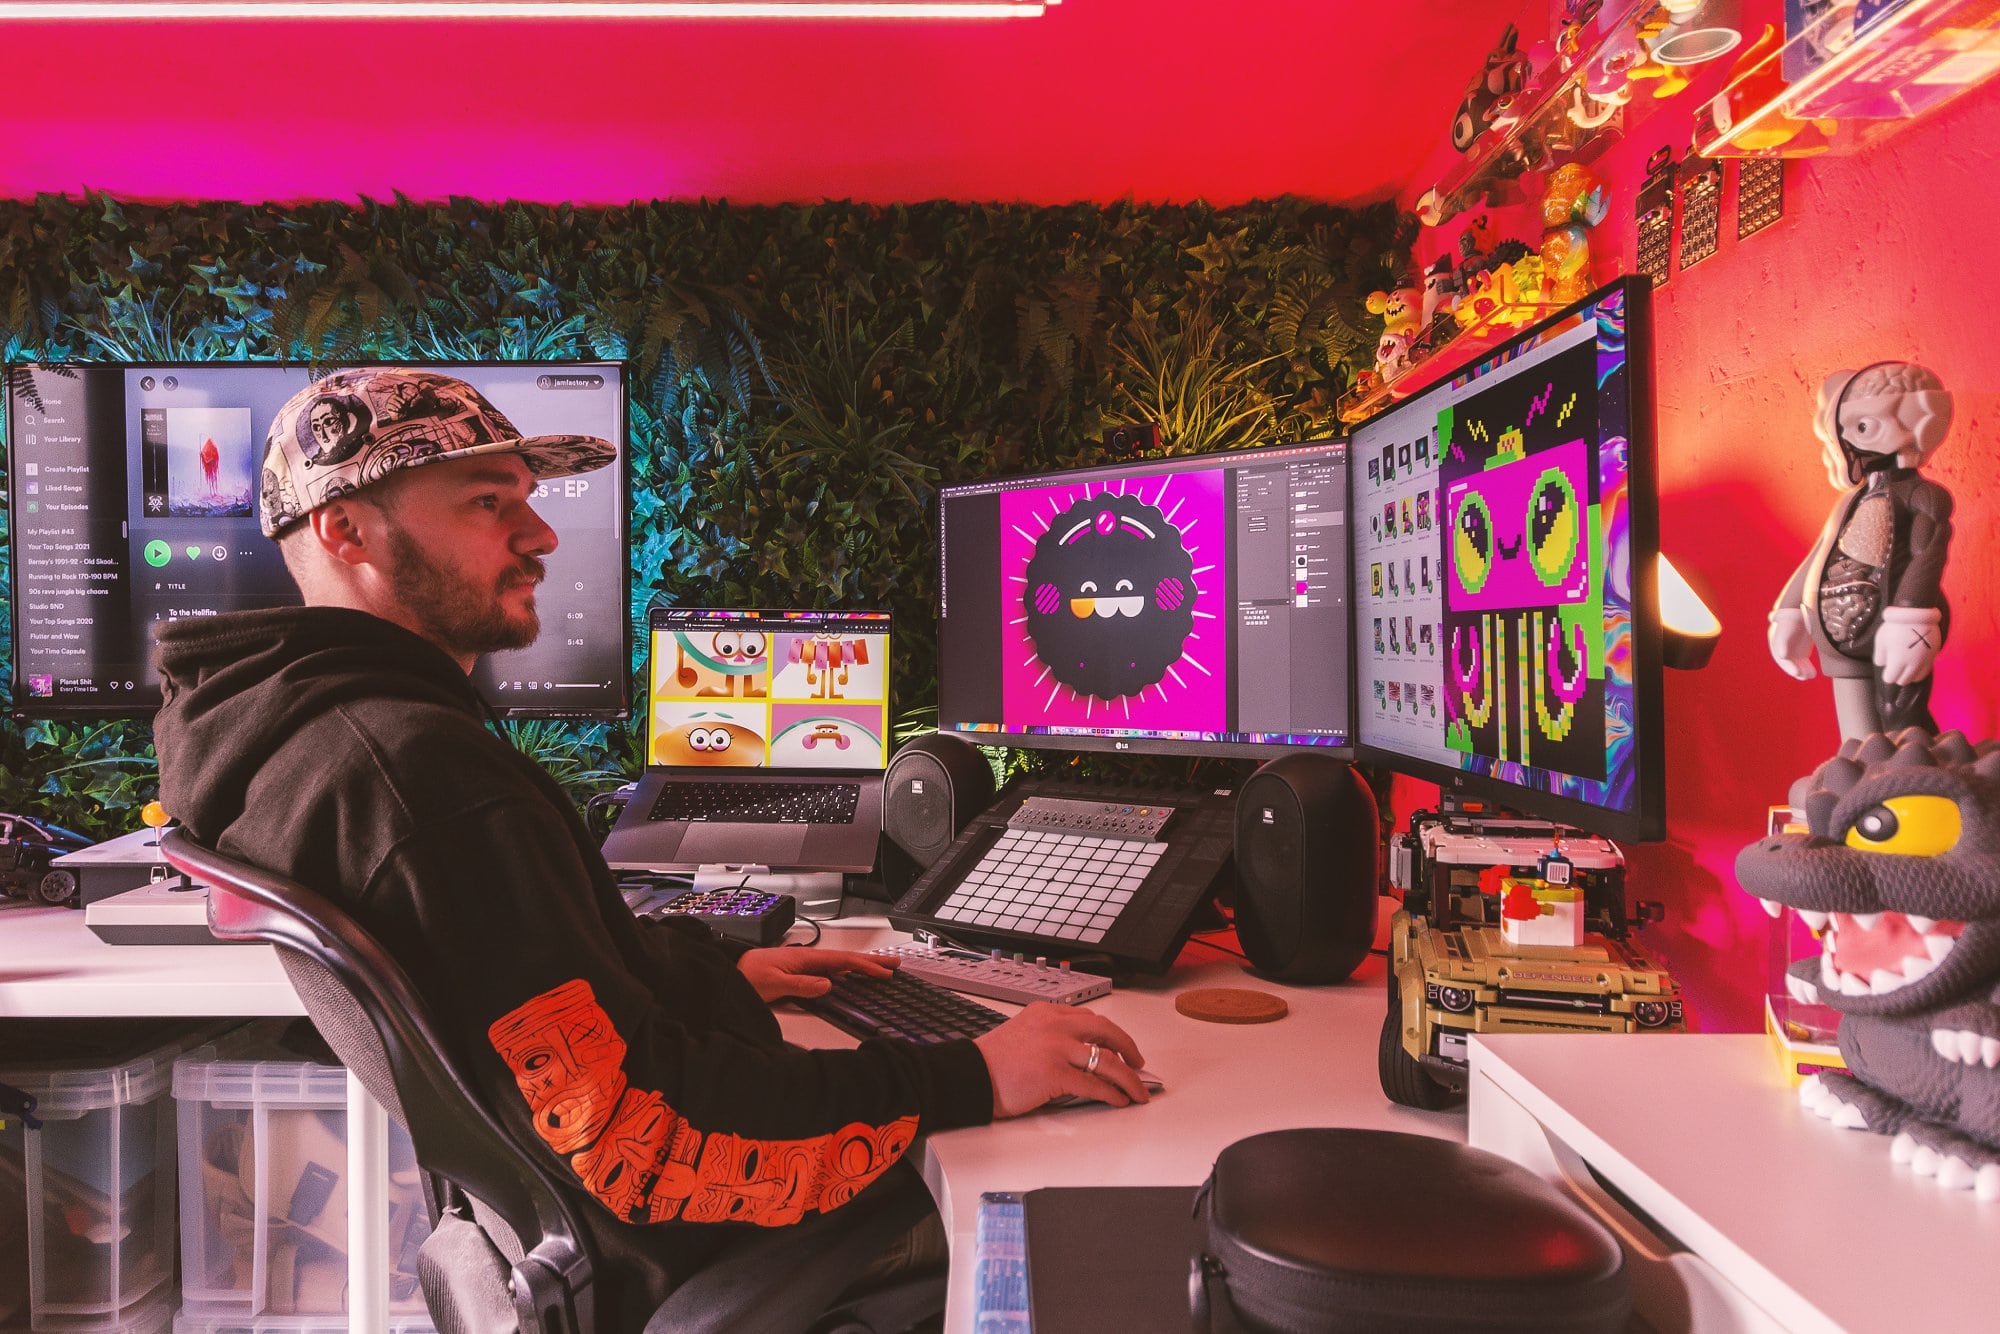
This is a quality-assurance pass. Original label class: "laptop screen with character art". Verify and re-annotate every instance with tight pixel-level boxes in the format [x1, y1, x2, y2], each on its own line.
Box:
[646, 609, 892, 770]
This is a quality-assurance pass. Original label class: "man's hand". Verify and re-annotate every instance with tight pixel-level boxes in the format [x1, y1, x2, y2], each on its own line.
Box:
[974, 1003, 1150, 1117]
[738, 947, 896, 1002]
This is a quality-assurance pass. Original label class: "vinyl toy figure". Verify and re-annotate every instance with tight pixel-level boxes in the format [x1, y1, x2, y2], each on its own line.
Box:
[1768, 362, 1955, 742]
[1736, 730, 2000, 1199]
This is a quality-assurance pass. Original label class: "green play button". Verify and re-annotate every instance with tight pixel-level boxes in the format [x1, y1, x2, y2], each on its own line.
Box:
[144, 540, 171, 567]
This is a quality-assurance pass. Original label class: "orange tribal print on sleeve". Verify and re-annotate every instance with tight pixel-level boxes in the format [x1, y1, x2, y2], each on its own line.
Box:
[488, 979, 918, 1226]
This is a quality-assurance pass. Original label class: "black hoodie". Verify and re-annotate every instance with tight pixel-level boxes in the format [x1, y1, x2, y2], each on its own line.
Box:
[154, 607, 990, 1318]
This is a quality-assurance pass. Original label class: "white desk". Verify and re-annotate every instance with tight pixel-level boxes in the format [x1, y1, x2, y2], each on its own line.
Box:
[0, 904, 394, 1332]
[1469, 1033, 2000, 1334]
[785, 921, 1465, 1334]
[7, 904, 1463, 1334]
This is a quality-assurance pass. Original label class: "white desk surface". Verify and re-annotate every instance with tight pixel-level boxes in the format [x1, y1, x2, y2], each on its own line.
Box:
[0, 903, 298, 1017]
[6, 904, 1463, 1334]
[787, 920, 1464, 1334]
[1471, 1033, 2000, 1334]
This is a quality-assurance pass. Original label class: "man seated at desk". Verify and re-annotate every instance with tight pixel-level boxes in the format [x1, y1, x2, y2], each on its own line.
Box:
[151, 368, 1150, 1327]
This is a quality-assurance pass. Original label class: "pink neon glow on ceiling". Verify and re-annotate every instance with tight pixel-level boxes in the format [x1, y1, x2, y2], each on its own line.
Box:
[2, 2, 1501, 205]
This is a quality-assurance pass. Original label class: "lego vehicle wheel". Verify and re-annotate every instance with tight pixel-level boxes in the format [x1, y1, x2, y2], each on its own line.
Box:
[36, 868, 77, 907]
[1378, 1005, 1459, 1111]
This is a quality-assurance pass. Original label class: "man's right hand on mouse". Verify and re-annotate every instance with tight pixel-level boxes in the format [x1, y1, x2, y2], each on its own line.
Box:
[974, 1002, 1149, 1117]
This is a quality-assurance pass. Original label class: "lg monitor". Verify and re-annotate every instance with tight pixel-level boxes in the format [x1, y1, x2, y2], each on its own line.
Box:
[5, 361, 630, 720]
[1349, 279, 1664, 842]
[934, 439, 1353, 759]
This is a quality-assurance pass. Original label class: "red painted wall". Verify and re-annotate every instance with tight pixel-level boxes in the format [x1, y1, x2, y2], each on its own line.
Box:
[1397, 68, 2000, 1033]
[0, 5, 1498, 207]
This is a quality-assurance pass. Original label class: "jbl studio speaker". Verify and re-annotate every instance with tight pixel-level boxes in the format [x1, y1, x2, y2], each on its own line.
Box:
[1233, 753, 1379, 984]
[874, 732, 997, 902]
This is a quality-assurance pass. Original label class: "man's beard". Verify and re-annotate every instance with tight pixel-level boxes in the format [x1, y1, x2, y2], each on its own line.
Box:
[384, 527, 544, 659]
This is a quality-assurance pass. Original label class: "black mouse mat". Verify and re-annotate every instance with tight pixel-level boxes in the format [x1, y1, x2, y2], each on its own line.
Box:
[1023, 1185, 1203, 1334]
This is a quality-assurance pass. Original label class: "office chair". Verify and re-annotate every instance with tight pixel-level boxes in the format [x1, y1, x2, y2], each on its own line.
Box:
[161, 828, 946, 1334]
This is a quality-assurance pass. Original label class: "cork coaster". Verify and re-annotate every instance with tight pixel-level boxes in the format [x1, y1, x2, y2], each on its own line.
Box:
[1174, 987, 1289, 1024]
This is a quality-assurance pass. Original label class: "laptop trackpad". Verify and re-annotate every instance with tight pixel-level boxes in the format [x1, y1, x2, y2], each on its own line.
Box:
[676, 826, 811, 868]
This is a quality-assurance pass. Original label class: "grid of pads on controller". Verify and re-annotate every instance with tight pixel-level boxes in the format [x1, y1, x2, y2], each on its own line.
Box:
[930, 828, 1165, 944]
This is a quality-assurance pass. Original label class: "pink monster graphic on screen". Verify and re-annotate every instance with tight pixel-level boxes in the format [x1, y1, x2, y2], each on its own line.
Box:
[1023, 492, 1197, 702]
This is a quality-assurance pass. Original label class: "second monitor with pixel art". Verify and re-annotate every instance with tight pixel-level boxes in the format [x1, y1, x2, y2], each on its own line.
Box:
[1350, 279, 1662, 841]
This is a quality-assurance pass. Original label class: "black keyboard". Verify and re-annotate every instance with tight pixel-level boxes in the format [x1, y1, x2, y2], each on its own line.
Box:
[797, 970, 1007, 1044]
[648, 780, 861, 825]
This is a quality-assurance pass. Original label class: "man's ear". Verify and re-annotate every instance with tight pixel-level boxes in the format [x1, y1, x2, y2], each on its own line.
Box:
[308, 498, 373, 567]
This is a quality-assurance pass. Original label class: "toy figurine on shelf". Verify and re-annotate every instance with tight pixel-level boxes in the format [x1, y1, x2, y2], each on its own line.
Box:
[1450, 23, 1534, 152]
[1538, 162, 1610, 305]
[1552, 0, 1605, 73]
[1365, 284, 1423, 381]
[1768, 362, 1955, 741]
[1736, 729, 2000, 1200]
[1695, 23, 1840, 154]
[1418, 256, 1458, 325]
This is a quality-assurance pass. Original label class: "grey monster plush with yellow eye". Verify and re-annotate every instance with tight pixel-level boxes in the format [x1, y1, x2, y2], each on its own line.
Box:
[1737, 729, 2000, 1199]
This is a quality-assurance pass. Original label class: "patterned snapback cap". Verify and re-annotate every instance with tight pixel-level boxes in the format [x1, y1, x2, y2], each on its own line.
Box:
[259, 366, 617, 538]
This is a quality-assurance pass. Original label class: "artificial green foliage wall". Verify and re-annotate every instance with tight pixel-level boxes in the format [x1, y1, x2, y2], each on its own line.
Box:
[0, 192, 1412, 836]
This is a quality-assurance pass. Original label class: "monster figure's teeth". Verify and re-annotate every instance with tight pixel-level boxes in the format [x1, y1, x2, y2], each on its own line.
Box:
[1838, 971, 1872, 997]
[1798, 909, 1830, 932]
[1907, 915, 1938, 933]
[1927, 1028, 2000, 1066]
[1925, 934, 1956, 963]
[1869, 969, 1906, 994]
[1898, 953, 1937, 984]
[1785, 971, 1820, 1005]
[1849, 912, 1883, 930]
[1821, 954, 1840, 990]
[1757, 897, 1784, 919]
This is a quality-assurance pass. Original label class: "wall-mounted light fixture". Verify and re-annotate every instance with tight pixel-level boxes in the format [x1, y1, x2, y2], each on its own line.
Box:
[0, 0, 1057, 16]
[1659, 554, 1722, 671]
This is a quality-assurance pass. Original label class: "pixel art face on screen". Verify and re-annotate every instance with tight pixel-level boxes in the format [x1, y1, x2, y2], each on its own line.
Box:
[1001, 476, 1226, 729]
[1442, 336, 1609, 780]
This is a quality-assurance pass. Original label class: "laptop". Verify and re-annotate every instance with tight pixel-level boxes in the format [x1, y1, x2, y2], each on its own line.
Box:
[601, 608, 892, 873]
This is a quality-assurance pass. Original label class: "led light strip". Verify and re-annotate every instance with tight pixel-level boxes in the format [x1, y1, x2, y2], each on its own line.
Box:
[0, 0, 1055, 14]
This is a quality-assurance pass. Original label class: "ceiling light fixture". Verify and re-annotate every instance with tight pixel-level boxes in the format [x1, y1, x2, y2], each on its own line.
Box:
[0, 0, 1056, 14]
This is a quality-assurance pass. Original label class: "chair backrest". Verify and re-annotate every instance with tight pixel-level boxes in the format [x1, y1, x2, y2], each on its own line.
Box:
[160, 828, 597, 1333]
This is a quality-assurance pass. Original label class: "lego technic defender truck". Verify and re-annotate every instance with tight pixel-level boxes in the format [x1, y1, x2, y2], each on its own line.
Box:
[1381, 804, 1685, 1110]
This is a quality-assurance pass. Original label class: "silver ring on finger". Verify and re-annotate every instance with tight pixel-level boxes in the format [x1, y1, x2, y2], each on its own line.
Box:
[1085, 1042, 1101, 1076]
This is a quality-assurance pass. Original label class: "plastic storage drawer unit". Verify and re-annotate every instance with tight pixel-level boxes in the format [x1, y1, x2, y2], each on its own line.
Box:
[0, 1021, 227, 1332]
[171, 1314, 436, 1333]
[172, 1060, 429, 1320]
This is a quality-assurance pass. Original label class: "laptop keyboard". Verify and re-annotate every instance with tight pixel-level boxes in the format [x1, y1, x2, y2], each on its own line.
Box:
[647, 780, 862, 825]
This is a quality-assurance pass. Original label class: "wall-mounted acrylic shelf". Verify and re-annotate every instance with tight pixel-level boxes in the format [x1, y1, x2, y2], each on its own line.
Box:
[1420, 0, 1747, 228]
[1693, 0, 2000, 157]
[1335, 298, 1544, 425]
